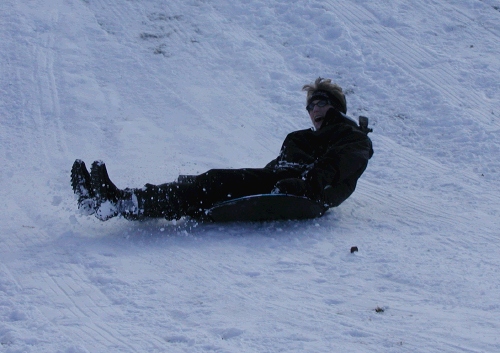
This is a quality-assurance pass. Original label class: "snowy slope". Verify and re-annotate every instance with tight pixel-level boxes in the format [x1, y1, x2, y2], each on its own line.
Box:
[1, 0, 500, 352]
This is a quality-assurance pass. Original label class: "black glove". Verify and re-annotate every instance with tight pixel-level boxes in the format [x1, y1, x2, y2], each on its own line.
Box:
[272, 178, 312, 198]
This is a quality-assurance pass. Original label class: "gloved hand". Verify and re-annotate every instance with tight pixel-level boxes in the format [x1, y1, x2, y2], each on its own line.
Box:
[271, 178, 312, 198]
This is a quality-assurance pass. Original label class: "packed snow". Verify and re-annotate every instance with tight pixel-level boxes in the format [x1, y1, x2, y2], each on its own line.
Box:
[1, 0, 500, 352]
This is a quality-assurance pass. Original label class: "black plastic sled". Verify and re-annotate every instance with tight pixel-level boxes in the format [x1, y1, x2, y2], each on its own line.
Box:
[200, 194, 328, 222]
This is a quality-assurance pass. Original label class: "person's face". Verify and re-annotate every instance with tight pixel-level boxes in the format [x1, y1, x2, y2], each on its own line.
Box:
[307, 100, 333, 130]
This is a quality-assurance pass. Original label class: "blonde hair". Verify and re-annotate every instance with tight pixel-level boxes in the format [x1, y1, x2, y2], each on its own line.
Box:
[302, 77, 347, 114]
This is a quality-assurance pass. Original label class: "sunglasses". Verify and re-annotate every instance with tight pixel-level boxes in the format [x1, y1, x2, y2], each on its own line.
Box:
[306, 99, 331, 112]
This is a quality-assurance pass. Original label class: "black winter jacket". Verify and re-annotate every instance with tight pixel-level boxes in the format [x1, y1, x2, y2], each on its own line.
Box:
[265, 108, 373, 207]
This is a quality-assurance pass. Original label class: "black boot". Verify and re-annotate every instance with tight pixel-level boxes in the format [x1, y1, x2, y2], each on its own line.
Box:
[90, 160, 129, 221]
[71, 160, 95, 215]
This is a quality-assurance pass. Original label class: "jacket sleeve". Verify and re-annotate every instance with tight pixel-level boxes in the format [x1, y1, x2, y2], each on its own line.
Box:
[265, 132, 315, 170]
[305, 127, 373, 197]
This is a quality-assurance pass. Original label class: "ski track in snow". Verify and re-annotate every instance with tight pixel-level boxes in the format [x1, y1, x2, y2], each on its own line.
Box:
[1, 0, 500, 352]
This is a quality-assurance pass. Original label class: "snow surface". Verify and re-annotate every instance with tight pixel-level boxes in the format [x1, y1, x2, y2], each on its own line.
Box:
[1, 0, 500, 352]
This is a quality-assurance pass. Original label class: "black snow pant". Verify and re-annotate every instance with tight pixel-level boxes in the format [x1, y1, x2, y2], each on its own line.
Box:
[124, 168, 303, 220]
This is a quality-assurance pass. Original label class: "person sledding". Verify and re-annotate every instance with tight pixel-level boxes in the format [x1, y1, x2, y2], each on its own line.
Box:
[71, 77, 373, 221]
